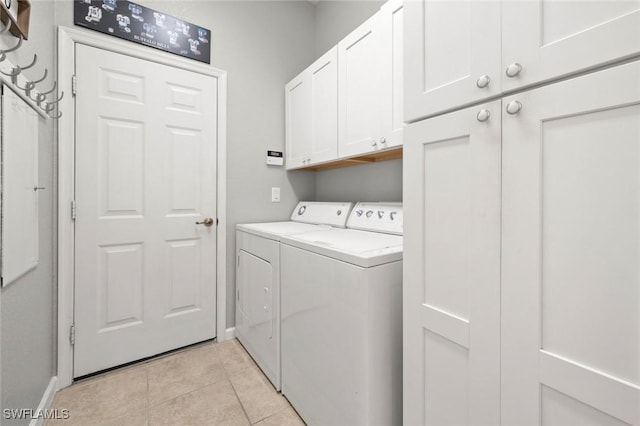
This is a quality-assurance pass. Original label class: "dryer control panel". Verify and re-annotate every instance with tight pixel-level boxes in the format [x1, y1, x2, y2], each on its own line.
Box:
[347, 202, 403, 235]
[290, 202, 354, 227]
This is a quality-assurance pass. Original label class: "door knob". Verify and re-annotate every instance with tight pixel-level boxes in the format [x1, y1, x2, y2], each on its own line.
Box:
[505, 62, 523, 78]
[476, 109, 491, 122]
[505, 100, 522, 115]
[195, 217, 214, 227]
[476, 75, 491, 88]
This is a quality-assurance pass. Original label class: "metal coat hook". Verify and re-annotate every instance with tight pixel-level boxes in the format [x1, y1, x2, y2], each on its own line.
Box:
[17, 68, 47, 98]
[45, 90, 64, 106]
[0, 36, 22, 62]
[1, 53, 37, 84]
[44, 100, 62, 119]
[33, 81, 56, 106]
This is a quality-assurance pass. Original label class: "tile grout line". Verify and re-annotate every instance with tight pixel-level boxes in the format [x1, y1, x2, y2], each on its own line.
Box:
[227, 368, 253, 425]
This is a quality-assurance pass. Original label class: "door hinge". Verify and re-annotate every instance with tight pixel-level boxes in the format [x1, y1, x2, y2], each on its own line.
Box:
[71, 200, 77, 221]
[237, 254, 240, 267]
[70, 324, 76, 346]
[72, 75, 77, 96]
[216, 218, 219, 226]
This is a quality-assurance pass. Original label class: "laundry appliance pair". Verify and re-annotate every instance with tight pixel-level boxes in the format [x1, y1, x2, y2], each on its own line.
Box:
[236, 201, 403, 425]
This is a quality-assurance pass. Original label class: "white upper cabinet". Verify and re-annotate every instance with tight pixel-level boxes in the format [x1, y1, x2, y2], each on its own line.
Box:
[338, 13, 385, 157]
[404, 0, 501, 123]
[338, 1, 404, 158]
[378, 0, 404, 150]
[502, 0, 640, 92]
[286, 47, 338, 170]
[405, 0, 640, 122]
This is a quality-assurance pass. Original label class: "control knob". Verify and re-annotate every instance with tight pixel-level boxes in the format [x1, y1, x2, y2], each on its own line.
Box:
[366, 210, 374, 218]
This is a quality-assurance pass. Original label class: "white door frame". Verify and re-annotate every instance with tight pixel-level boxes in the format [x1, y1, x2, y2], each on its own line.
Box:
[57, 26, 227, 389]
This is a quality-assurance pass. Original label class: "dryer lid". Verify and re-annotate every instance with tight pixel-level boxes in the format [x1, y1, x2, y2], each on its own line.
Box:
[290, 201, 354, 227]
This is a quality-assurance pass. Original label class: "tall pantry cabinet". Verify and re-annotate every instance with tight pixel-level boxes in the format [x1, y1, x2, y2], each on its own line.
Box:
[403, 1, 640, 425]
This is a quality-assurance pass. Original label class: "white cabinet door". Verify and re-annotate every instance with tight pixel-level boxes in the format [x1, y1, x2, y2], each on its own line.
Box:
[502, 0, 640, 92]
[404, 0, 501, 123]
[285, 71, 312, 170]
[404, 100, 502, 426]
[502, 61, 640, 426]
[338, 13, 384, 157]
[379, 0, 404, 149]
[285, 47, 338, 169]
[309, 47, 338, 166]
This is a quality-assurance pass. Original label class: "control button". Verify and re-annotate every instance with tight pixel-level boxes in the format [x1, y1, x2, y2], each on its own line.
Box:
[356, 210, 364, 217]
[366, 210, 374, 218]
[390, 211, 397, 220]
[298, 205, 307, 215]
[377, 211, 384, 219]
[337, 210, 342, 216]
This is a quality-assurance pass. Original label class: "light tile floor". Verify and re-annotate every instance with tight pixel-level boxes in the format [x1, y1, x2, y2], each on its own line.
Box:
[45, 339, 305, 426]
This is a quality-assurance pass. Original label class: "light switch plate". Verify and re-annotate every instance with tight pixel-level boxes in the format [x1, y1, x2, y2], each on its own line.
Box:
[271, 187, 281, 202]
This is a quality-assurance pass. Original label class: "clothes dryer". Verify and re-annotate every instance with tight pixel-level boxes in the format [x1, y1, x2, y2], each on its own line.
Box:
[280, 202, 403, 426]
[235, 201, 353, 390]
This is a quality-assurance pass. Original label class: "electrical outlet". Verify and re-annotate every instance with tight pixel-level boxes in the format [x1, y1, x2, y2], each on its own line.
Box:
[271, 187, 281, 202]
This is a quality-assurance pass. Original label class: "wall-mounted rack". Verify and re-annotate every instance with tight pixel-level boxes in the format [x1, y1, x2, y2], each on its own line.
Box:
[0, 19, 62, 119]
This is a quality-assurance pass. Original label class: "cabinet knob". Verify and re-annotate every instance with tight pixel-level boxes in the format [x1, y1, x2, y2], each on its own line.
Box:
[476, 75, 491, 88]
[476, 109, 491, 122]
[505, 100, 522, 115]
[505, 62, 523, 78]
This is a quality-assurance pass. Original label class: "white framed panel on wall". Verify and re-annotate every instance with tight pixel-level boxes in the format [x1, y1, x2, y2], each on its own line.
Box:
[1, 86, 40, 286]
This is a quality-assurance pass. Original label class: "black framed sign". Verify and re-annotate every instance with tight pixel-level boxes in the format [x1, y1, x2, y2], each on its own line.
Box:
[74, 0, 211, 64]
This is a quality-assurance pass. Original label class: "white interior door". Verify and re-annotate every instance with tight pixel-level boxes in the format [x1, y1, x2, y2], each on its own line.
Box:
[502, 61, 640, 425]
[403, 100, 502, 425]
[74, 44, 217, 377]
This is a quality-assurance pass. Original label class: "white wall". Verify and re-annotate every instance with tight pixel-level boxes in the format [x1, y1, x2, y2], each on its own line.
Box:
[1, 0, 57, 422]
[313, 0, 402, 203]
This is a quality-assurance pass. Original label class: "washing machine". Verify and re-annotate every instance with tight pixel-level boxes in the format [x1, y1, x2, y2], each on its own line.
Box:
[235, 201, 353, 391]
[280, 202, 403, 426]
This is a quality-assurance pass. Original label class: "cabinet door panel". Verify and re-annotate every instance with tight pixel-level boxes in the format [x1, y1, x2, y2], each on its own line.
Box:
[404, 0, 501, 122]
[379, 0, 404, 149]
[285, 73, 312, 170]
[338, 13, 383, 157]
[309, 47, 338, 165]
[502, 0, 640, 92]
[502, 61, 640, 426]
[404, 100, 501, 425]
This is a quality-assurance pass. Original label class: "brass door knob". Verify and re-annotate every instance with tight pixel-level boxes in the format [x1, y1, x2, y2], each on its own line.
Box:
[195, 217, 214, 227]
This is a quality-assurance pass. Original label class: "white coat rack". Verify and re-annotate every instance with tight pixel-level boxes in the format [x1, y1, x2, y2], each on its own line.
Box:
[0, 21, 62, 119]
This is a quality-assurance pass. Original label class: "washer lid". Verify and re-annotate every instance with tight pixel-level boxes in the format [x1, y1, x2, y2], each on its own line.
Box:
[281, 229, 403, 268]
[236, 221, 331, 241]
[290, 201, 354, 227]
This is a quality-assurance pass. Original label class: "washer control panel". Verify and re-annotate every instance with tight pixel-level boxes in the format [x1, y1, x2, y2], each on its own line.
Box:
[347, 202, 403, 235]
[290, 201, 354, 227]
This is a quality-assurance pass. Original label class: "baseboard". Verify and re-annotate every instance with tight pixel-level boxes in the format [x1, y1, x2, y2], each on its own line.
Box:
[224, 327, 236, 340]
[28, 376, 57, 426]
